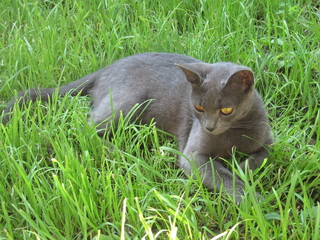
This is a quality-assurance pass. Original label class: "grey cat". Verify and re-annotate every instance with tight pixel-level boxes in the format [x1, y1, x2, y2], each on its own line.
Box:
[2, 52, 273, 202]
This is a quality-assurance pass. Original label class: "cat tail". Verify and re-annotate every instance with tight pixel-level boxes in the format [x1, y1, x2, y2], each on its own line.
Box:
[1, 68, 102, 124]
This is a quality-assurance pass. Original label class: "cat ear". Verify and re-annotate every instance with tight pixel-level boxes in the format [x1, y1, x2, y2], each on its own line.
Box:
[225, 70, 254, 91]
[175, 63, 209, 85]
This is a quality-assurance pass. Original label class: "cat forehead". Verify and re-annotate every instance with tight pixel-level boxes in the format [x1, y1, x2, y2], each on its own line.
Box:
[201, 88, 231, 104]
[199, 63, 252, 105]
[200, 87, 243, 108]
[207, 62, 249, 77]
[202, 62, 251, 87]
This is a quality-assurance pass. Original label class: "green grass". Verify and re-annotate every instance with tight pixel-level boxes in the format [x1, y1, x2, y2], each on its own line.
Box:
[0, 0, 319, 239]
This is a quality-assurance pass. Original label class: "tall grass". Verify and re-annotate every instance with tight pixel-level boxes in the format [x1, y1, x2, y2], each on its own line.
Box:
[0, 0, 319, 239]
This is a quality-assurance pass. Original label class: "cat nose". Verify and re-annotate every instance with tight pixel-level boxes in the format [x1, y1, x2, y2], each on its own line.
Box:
[205, 119, 216, 132]
[206, 127, 214, 132]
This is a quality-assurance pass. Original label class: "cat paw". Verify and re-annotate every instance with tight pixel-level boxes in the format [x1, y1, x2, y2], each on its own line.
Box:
[239, 157, 262, 172]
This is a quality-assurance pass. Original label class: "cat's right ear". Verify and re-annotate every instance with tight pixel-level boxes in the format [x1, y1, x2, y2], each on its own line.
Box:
[175, 63, 208, 85]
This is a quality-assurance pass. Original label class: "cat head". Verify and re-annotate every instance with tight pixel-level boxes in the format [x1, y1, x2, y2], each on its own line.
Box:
[176, 62, 255, 135]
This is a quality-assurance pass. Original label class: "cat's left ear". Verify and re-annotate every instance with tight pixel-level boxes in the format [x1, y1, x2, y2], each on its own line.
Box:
[225, 70, 254, 91]
[175, 63, 211, 85]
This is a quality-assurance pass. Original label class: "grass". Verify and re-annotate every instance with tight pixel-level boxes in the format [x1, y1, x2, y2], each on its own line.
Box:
[0, 0, 319, 239]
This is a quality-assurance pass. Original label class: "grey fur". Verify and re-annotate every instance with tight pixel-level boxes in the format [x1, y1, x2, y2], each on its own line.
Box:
[2, 52, 273, 202]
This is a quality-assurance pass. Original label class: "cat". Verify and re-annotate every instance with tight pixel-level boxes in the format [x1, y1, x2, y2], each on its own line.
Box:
[2, 52, 273, 202]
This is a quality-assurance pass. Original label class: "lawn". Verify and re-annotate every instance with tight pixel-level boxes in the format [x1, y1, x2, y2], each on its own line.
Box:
[0, 0, 319, 239]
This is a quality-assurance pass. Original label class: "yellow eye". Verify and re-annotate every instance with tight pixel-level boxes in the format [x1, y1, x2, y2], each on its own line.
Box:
[220, 107, 234, 115]
[194, 105, 205, 112]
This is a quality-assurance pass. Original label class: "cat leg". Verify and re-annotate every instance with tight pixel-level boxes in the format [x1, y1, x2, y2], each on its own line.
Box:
[87, 95, 116, 136]
[240, 140, 273, 171]
[178, 152, 245, 203]
[89, 92, 146, 136]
